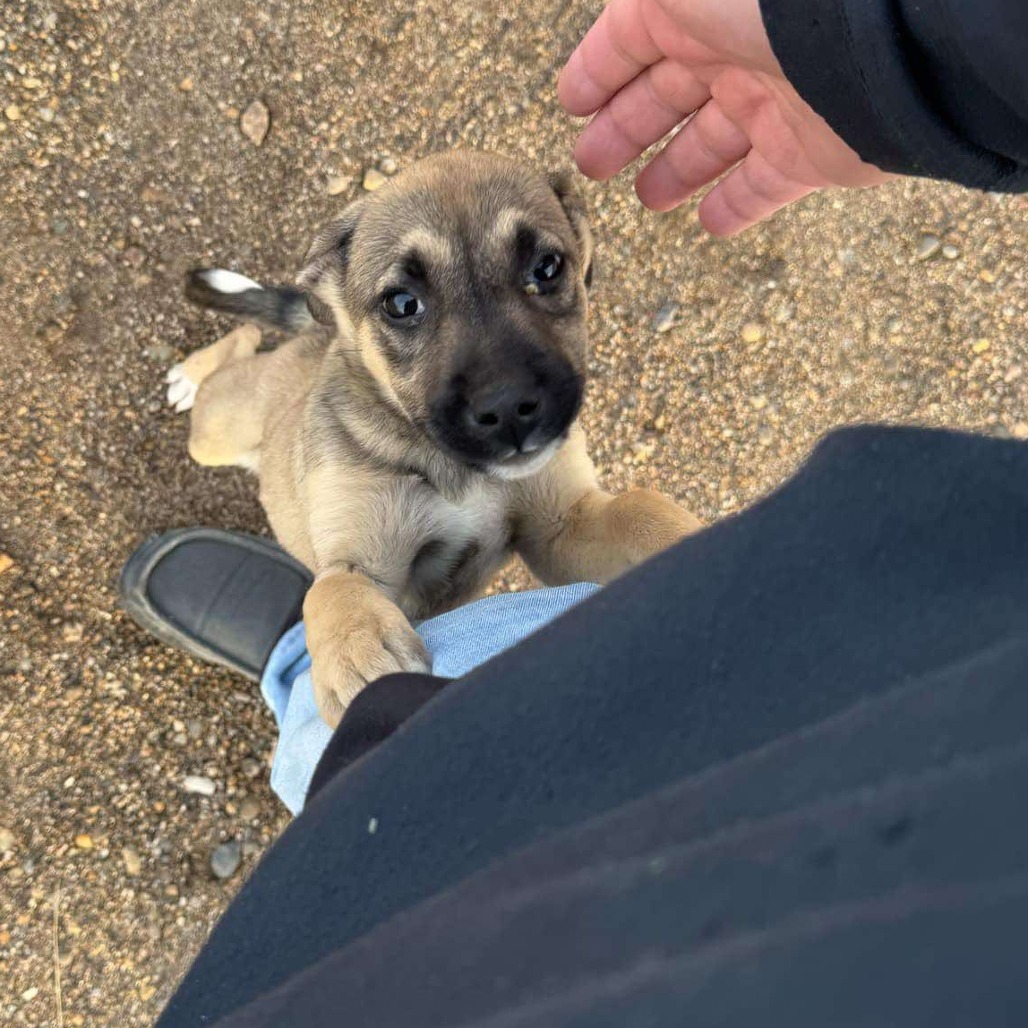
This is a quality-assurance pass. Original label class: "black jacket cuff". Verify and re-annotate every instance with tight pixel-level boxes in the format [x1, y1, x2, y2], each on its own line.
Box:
[759, 0, 1028, 192]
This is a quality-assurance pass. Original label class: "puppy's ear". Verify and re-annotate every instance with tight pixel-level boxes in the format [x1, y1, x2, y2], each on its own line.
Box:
[549, 172, 594, 289]
[297, 197, 368, 325]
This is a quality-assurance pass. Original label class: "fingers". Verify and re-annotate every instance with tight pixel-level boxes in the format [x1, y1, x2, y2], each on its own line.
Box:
[558, 0, 663, 117]
[698, 149, 818, 236]
[573, 59, 710, 181]
[634, 100, 750, 211]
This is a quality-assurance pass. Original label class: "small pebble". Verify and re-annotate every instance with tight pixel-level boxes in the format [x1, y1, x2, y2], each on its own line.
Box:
[941, 244, 960, 260]
[652, 303, 678, 334]
[178, 76, 194, 92]
[632, 440, 657, 463]
[379, 156, 399, 175]
[22, 986, 39, 1002]
[183, 775, 216, 797]
[121, 847, 142, 876]
[363, 167, 388, 192]
[741, 322, 764, 344]
[757, 425, 774, 447]
[326, 173, 353, 196]
[74, 834, 94, 850]
[1010, 422, 1028, 441]
[240, 100, 270, 146]
[751, 394, 769, 411]
[62, 622, 84, 643]
[123, 245, 147, 268]
[211, 840, 242, 880]
[979, 268, 997, 284]
[37, 107, 54, 123]
[0, 827, 15, 851]
[972, 338, 991, 354]
[148, 341, 175, 362]
[5, 105, 22, 121]
[138, 984, 157, 1002]
[915, 234, 941, 261]
[239, 797, 260, 821]
[0, 553, 14, 575]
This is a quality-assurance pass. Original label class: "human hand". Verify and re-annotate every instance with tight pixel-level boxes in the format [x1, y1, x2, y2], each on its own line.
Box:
[558, 0, 892, 235]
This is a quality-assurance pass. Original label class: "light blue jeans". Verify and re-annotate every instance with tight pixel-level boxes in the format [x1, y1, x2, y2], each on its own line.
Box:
[261, 584, 599, 814]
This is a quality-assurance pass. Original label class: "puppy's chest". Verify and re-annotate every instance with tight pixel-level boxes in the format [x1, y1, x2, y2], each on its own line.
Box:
[399, 478, 511, 618]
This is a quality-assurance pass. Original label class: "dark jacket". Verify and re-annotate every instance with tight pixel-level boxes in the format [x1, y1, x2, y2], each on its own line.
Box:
[761, 0, 1028, 190]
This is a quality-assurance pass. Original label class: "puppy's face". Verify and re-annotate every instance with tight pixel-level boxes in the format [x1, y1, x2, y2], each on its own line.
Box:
[300, 152, 593, 477]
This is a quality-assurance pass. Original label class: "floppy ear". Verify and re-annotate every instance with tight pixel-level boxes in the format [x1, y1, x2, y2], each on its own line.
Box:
[549, 171, 595, 289]
[297, 197, 368, 325]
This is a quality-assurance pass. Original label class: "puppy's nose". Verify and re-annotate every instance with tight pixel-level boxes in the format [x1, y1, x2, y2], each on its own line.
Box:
[464, 384, 544, 450]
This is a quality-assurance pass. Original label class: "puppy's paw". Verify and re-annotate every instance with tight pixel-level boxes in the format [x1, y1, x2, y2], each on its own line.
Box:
[166, 363, 199, 413]
[310, 601, 430, 728]
[608, 489, 704, 560]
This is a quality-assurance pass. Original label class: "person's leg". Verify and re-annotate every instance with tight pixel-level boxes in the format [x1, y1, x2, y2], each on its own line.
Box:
[121, 529, 596, 815]
[158, 426, 1028, 1026]
[263, 584, 599, 813]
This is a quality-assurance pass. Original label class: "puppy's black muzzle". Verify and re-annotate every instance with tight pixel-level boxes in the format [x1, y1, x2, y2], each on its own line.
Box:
[429, 348, 583, 466]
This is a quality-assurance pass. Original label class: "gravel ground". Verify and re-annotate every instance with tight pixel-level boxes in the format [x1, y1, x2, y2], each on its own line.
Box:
[1, 1, 1026, 1024]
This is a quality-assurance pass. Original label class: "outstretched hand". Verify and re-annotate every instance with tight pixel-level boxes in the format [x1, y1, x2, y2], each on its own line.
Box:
[558, 0, 892, 235]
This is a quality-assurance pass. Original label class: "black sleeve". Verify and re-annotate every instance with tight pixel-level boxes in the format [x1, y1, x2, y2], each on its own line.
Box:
[759, 0, 1028, 191]
[306, 672, 449, 801]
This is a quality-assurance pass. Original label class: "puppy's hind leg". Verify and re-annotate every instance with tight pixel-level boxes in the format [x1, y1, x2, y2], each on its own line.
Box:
[166, 324, 266, 469]
[166, 323, 262, 413]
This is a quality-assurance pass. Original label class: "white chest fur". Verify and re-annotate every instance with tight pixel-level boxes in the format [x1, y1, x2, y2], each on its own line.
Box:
[397, 475, 511, 616]
[302, 462, 513, 618]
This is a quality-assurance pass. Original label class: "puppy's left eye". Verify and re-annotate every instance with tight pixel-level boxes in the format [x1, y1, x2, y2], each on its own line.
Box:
[526, 252, 567, 294]
[382, 290, 425, 322]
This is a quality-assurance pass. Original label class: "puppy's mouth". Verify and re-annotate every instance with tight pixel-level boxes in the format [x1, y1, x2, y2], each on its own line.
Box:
[424, 420, 569, 478]
[484, 437, 566, 480]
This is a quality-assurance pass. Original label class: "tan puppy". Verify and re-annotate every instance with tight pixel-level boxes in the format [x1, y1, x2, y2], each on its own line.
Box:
[167, 152, 702, 726]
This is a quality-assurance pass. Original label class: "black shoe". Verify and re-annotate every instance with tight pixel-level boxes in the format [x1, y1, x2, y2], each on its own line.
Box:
[119, 528, 313, 681]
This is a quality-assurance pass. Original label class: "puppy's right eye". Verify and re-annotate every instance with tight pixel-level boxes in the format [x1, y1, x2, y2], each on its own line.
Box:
[382, 290, 425, 322]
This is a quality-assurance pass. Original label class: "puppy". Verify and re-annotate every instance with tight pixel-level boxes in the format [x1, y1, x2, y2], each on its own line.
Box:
[168, 152, 702, 726]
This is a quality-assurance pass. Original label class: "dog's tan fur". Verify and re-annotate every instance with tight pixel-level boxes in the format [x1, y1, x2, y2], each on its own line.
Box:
[176, 153, 702, 726]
